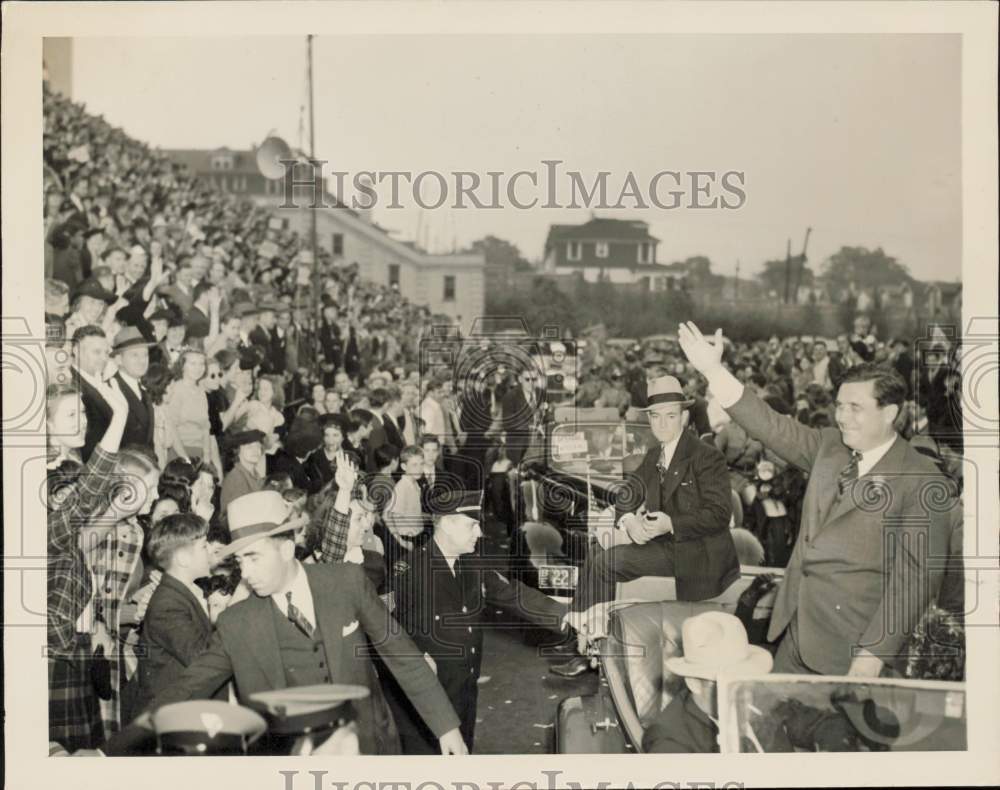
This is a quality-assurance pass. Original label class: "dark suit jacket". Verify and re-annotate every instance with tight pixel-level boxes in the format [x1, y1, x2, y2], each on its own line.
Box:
[390, 539, 566, 751]
[185, 305, 211, 342]
[266, 449, 319, 494]
[270, 328, 287, 375]
[727, 388, 954, 674]
[115, 372, 154, 451]
[126, 562, 459, 754]
[134, 573, 216, 715]
[305, 448, 337, 492]
[74, 367, 113, 463]
[365, 419, 389, 473]
[382, 414, 405, 452]
[500, 385, 538, 465]
[220, 463, 263, 512]
[617, 428, 739, 602]
[247, 325, 285, 375]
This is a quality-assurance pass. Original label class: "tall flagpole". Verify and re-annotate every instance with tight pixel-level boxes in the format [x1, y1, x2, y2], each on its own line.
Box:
[308, 35, 320, 326]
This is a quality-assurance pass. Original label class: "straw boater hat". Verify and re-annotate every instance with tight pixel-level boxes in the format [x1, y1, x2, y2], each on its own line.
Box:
[666, 611, 773, 681]
[641, 375, 694, 410]
[219, 490, 309, 558]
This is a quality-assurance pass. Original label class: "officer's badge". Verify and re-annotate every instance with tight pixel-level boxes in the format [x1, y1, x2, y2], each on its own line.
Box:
[393, 559, 410, 576]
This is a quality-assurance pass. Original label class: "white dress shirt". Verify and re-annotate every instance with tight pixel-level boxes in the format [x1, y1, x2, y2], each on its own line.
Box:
[270, 561, 316, 629]
[386, 475, 424, 535]
[76, 365, 107, 392]
[420, 396, 446, 439]
[658, 434, 682, 470]
[402, 408, 418, 445]
[118, 370, 143, 400]
[856, 434, 897, 477]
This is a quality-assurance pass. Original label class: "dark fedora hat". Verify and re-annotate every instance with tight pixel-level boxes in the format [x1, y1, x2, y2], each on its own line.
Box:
[223, 428, 266, 452]
[73, 278, 117, 304]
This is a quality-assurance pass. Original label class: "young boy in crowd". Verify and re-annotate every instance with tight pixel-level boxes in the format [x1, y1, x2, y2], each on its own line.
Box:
[386, 445, 426, 540]
[134, 513, 217, 714]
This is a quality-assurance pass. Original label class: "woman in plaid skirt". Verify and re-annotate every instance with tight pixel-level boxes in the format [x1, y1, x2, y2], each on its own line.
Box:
[47, 379, 129, 751]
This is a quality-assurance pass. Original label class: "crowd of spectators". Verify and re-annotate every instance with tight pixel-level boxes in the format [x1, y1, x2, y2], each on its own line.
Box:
[41, 83, 487, 753]
[42, 81, 966, 755]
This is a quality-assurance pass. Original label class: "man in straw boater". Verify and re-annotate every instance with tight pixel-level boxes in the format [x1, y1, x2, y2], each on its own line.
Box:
[552, 375, 739, 677]
[643, 611, 773, 753]
[105, 490, 467, 755]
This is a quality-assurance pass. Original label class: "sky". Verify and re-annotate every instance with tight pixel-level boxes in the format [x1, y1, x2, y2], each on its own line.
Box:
[70, 34, 962, 281]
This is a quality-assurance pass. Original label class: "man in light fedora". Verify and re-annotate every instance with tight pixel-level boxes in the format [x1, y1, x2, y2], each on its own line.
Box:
[111, 325, 156, 452]
[643, 611, 773, 752]
[106, 490, 467, 756]
[553, 375, 738, 677]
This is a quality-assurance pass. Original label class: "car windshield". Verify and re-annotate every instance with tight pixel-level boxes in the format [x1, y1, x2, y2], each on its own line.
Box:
[549, 422, 655, 477]
[718, 676, 967, 753]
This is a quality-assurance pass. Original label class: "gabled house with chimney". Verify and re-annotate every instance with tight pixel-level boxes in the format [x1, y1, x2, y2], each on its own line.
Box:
[542, 217, 669, 287]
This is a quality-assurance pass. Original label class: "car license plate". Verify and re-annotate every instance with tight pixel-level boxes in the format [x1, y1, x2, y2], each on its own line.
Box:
[538, 565, 579, 590]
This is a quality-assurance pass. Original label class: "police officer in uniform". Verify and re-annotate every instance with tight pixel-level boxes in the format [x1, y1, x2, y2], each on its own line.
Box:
[386, 490, 567, 753]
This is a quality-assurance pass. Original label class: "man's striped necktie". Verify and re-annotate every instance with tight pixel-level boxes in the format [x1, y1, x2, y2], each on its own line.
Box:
[837, 450, 861, 495]
[286, 591, 314, 638]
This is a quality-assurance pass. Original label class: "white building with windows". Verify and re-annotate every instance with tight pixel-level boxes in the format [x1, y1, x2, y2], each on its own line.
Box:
[542, 216, 682, 289]
[164, 146, 484, 328]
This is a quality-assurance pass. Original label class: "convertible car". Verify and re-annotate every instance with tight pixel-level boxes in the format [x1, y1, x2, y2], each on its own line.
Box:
[555, 595, 967, 754]
[496, 407, 967, 755]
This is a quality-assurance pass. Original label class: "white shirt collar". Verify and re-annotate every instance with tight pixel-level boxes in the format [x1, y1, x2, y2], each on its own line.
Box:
[178, 576, 209, 615]
[659, 434, 682, 468]
[857, 434, 898, 477]
[118, 370, 142, 397]
[76, 366, 105, 392]
[271, 561, 315, 627]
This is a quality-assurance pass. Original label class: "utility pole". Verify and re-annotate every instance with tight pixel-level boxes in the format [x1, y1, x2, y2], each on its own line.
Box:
[307, 35, 320, 323]
[783, 238, 792, 304]
[793, 226, 813, 301]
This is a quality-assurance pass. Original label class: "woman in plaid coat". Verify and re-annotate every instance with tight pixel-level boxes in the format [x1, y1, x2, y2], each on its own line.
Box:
[83, 447, 160, 739]
[47, 379, 129, 751]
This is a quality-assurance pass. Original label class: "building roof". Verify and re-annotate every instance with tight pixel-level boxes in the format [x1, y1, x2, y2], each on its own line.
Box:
[554, 260, 680, 272]
[165, 147, 262, 174]
[163, 146, 483, 271]
[545, 217, 659, 249]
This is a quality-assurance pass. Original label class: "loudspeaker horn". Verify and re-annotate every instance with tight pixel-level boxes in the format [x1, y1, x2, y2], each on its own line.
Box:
[256, 135, 294, 180]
